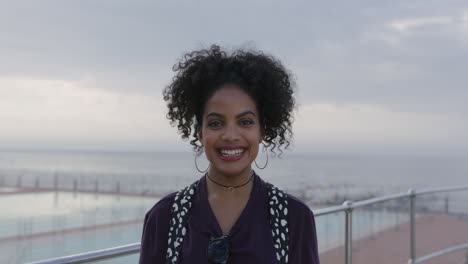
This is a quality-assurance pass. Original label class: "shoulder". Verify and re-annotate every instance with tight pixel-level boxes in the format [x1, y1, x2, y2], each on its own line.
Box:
[139, 192, 177, 264]
[152, 192, 177, 210]
[262, 179, 315, 222]
[144, 179, 201, 222]
[287, 194, 315, 218]
[286, 193, 317, 230]
[143, 192, 177, 225]
[257, 179, 320, 263]
[263, 179, 314, 217]
[261, 178, 313, 216]
[286, 194, 320, 263]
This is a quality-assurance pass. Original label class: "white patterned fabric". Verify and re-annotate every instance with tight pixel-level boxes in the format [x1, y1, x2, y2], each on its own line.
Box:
[165, 181, 198, 264]
[165, 180, 289, 264]
[266, 183, 289, 264]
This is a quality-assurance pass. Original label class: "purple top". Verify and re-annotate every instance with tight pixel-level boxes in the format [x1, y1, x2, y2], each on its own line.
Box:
[139, 174, 320, 263]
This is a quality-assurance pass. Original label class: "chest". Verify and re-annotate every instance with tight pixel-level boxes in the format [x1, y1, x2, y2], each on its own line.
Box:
[181, 197, 277, 263]
[208, 195, 249, 235]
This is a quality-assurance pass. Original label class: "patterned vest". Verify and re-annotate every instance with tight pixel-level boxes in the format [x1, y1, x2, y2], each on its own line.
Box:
[165, 180, 289, 264]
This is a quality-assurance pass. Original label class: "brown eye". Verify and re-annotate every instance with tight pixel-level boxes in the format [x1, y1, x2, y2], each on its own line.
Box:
[240, 119, 254, 126]
[207, 120, 223, 128]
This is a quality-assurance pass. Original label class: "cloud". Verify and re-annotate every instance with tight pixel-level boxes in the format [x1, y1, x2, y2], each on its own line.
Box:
[294, 9, 468, 115]
[459, 10, 468, 41]
[388, 16, 453, 32]
[463, 9, 468, 24]
[0, 77, 177, 147]
[293, 103, 468, 153]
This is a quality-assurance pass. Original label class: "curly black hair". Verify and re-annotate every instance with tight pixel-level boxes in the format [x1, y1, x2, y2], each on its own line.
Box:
[163, 45, 295, 155]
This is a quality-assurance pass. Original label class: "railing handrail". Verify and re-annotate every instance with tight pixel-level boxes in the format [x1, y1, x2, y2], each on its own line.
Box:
[27, 185, 468, 264]
[315, 185, 468, 216]
[27, 243, 140, 264]
[413, 185, 468, 196]
[413, 243, 468, 264]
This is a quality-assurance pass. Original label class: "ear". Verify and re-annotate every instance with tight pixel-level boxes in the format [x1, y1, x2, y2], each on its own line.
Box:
[197, 126, 203, 142]
[259, 127, 265, 144]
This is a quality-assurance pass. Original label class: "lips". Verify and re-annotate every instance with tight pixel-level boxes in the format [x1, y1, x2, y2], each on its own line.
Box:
[217, 147, 246, 161]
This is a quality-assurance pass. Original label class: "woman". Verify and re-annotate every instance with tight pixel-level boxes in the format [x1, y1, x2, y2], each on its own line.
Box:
[139, 45, 319, 264]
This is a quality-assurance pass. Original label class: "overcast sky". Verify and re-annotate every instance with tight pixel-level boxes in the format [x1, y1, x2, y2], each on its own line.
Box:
[1, 0, 467, 155]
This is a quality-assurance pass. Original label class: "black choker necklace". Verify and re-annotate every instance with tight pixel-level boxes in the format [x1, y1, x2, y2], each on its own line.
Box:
[207, 172, 255, 192]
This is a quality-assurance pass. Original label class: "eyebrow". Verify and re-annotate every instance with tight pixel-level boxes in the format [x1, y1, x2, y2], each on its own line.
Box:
[206, 110, 256, 119]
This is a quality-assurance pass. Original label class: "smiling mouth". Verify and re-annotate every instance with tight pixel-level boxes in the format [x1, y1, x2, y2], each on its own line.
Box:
[218, 148, 246, 158]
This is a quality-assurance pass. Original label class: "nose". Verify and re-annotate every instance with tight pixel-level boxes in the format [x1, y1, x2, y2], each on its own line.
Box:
[221, 124, 240, 142]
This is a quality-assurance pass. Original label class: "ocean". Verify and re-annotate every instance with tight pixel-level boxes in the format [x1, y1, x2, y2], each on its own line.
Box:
[1, 149, 467, 206]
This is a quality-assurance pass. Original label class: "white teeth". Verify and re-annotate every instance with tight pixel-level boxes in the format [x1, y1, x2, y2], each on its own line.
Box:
[220, 149, 244, 157]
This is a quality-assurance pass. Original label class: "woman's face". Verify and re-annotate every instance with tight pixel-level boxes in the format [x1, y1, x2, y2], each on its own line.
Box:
[199, 85, 263, 178]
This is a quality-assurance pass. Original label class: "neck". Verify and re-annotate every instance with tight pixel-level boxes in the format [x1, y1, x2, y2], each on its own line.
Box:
[206, 168, 255, 196]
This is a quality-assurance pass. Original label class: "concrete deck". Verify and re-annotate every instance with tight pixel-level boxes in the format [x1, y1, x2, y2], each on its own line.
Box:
[319, 214, 468, 264]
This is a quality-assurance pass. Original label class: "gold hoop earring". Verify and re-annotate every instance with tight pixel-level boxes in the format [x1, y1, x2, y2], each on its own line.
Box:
[254, 144, 269, 170]
[194, 148, 210, 173]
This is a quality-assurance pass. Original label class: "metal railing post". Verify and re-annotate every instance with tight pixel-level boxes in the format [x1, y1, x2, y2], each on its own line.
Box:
[343, 200, 353, 264]
[408, 188, 416, 264]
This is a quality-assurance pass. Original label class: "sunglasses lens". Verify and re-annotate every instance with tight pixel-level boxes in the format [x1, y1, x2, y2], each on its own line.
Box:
[207, 236, 229, 263]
